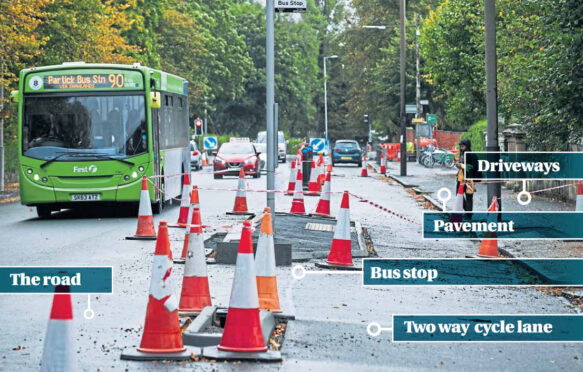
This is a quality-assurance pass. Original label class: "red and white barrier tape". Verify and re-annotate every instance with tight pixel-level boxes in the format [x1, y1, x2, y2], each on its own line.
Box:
[348, 192, 421, 226]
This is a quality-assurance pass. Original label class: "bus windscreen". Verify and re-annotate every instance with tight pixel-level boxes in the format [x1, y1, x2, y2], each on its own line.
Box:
[22, 95, 147, 160]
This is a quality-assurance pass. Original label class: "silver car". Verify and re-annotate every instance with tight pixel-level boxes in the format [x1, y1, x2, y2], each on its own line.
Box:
[256, 131, 287, 163]
[190, 141, 202, 170]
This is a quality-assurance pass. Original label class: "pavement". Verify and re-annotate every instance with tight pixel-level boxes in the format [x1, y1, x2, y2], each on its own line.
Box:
[0, 159, 581, 371]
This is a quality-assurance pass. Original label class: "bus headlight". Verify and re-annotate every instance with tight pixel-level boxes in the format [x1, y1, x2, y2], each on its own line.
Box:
[138, 166, 144, 172]
[33, 174, 40, 181]
[131, 171, 138, 179]
[27, 169, 33, 174]
[124, 175, 130, 181]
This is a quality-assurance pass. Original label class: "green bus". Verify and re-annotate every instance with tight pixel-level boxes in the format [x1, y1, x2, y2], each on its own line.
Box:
[14, 62, 189, 217]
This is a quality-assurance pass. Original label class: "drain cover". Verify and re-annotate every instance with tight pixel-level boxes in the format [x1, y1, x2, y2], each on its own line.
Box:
[305, 223, 355, 233]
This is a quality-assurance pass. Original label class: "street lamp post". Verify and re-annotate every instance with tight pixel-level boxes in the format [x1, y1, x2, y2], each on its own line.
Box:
[363, 0, 408, 176]
[323, 55, 338, 144]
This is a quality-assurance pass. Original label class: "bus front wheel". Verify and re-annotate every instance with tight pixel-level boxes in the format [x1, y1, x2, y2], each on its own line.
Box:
[37, 205, 53, 219]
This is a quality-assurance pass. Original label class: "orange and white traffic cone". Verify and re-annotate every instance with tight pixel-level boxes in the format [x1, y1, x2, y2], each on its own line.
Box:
[218, 220, 267, 352]
[176, 173, 191, 226]
[314, 171, 331, 217]
[360, 155, 368, 177]
[202, 151, 208, 166]
[255, 208, 281, 313]
[327, 163, 333, 173]
[290, 168, 306, 214]
[576, 181, 583, 211]
[308, 160, 320, 195]
[40, 286, 77, 372]
[327, 191, 353, 266]
[317, 154, 325, 186]
[397, 151, 401, 162]
[450, 183, 465, 223]
[122, 221, 195, 360]
[179, 207, 212, 315]
[127, 176, 157, 240]
[287, 159, 297, 195]
[232, 168, 249, 214]
[177, 186, 201, 262]
[380, 152, 386, 175]
[477, 196, 501, 258]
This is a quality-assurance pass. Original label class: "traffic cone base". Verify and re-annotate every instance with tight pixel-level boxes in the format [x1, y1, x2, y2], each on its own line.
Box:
[256, 277, 281, 312]
[217, 308, 267, 352]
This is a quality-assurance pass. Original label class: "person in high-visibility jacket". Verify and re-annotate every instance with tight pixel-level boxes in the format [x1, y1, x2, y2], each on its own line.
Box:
[456, 139, 479, 211]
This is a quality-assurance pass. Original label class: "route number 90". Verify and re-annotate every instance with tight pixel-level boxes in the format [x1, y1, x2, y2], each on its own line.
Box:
[108, 73, 124, 88]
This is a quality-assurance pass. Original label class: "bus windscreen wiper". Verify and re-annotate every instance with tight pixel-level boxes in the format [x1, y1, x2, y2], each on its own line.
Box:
[40, 152, 89, 168]
[40, 152, 135, 168]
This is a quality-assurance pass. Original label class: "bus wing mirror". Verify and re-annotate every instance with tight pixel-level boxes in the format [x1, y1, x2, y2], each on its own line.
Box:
[10, 90, 19, 103]
[150, 92, 161, 109]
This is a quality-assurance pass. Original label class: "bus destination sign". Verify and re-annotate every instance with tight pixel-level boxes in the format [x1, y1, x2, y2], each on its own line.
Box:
[43, 74, 126, 90]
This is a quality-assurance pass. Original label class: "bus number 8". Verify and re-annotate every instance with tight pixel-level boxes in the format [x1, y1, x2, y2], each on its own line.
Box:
[108, 74, 124, 88]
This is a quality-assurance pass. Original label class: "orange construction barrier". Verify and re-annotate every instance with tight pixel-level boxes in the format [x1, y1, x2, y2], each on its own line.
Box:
[255, 207, 281, 312]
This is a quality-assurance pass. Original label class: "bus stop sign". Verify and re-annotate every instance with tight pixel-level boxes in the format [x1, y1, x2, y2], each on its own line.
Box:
[203, 136, 218, 150]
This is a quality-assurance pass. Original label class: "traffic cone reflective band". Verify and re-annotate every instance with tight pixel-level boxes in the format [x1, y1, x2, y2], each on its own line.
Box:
[327, 191, 353, 266]
[314, 172, 331, 217]
[360, 155, 368, 177]
[380, 152, 386, 174]
[130, 176, 156, 240]
[138, 221, 186, 354]
[218, 221, 267, 352]
[179, 207, 212, 313]
[41, 286, 76, 372]
[255, 208, 281, 312]
[176, 173, 191, 226]
[180, 186, 201, 260]
[308, 160, 320, 194]
[477, 196, 501, 258]
[576, 182, 583, 211]
[232, 168, 248, 213]
[290, 168, 306, 214]
[287, 159, 297, 195]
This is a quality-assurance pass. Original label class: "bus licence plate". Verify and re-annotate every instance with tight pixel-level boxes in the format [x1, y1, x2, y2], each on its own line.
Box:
[341, 157, 352, 160]
[71, 194, 101, 201]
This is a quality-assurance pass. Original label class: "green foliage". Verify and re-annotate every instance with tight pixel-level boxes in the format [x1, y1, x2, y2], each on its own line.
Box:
[460, 119, 487, 152]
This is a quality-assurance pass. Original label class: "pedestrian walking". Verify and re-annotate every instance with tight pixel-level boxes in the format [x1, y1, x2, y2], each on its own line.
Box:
[455, 139, 479, 212]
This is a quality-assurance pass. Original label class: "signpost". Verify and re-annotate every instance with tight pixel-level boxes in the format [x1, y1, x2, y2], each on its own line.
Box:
[203, 136, 218, 151]
[274, 0, 307, 13]
[310, 138, 326, 154]
[406, 104, 417, 114]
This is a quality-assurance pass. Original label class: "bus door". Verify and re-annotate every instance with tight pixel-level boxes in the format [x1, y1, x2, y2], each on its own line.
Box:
[151, 106, 162, 202]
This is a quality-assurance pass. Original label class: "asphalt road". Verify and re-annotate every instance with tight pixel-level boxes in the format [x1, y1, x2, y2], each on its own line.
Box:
[0, 161, 581, 371]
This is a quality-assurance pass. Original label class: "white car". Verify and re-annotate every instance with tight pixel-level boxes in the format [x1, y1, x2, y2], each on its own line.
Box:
[256, 131, 287, 163]
[190, 141, 202, 170]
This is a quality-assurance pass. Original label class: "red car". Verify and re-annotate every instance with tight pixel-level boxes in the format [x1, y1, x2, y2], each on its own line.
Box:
[213, 142, 261, 179]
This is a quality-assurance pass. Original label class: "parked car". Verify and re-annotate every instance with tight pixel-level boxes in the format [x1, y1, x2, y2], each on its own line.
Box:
[256, 131, 287, 163]
[332, 140, 362, 166]
[190, 141, 202, 170]
[213, 142, 261, 179]
[253, 142, 267, 172]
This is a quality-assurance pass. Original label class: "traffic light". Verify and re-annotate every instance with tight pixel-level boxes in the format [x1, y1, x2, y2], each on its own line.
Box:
[363, 114, 369, 124]
[194, 118, 203, 136]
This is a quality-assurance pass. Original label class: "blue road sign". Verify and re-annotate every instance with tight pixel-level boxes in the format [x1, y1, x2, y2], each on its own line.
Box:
[310, 138, 326, 153]
[203, 136, 218, 150]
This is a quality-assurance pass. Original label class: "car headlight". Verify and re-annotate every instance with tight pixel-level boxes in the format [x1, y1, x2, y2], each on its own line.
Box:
[244, 157, 255, 164]
[215, 157, 226, 164]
